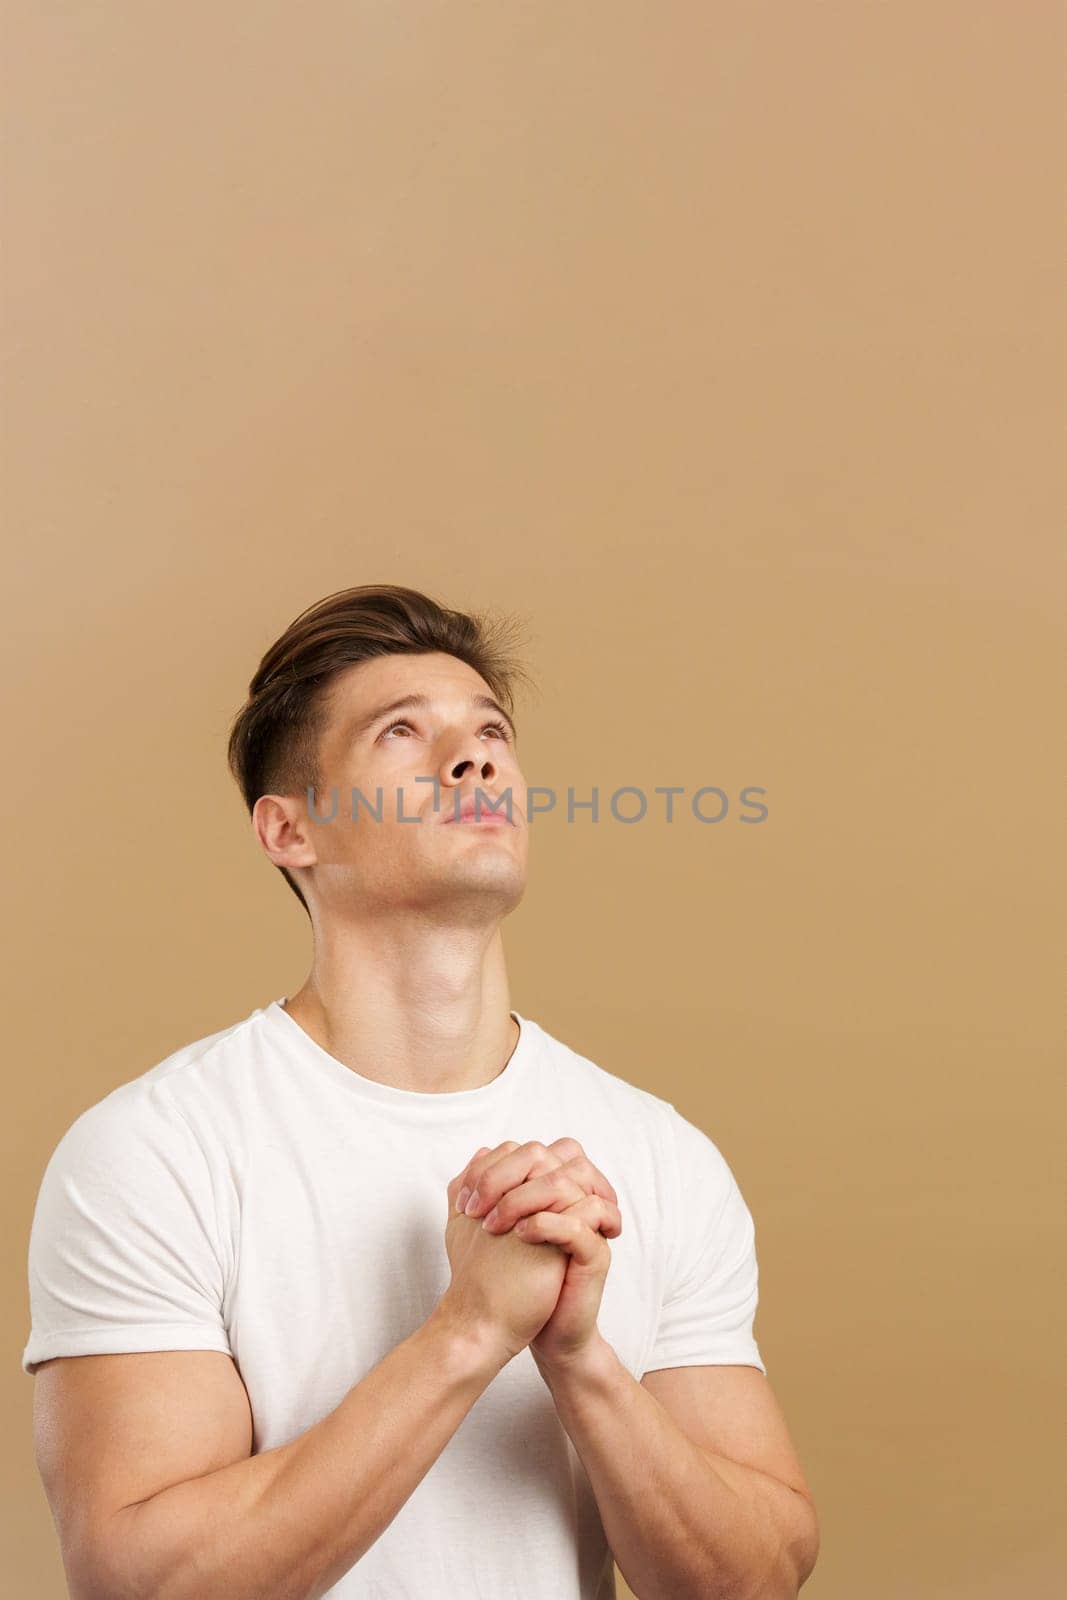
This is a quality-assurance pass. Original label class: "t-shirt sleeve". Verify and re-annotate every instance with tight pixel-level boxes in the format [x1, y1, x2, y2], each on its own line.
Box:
[643, 1102, 766, 1376]
[21, 1080, 233, 1376]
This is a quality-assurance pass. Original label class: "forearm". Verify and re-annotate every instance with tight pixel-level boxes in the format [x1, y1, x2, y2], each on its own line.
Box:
[540, 1337, 808, 1600]
[98, 1305, 507, 1600]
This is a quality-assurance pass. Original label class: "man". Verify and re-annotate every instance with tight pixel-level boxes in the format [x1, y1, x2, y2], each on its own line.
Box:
[23, 583, 819, 1599]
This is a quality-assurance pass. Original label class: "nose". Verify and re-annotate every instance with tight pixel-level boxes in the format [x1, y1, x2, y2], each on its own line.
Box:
[437, 723, 501, 797]
[441, 747, 498, 785]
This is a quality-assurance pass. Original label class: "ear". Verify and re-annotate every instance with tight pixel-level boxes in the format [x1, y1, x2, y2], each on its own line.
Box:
[253, 792, 317, 871]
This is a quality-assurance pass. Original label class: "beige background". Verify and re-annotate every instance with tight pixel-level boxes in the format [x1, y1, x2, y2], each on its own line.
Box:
[4, 3, 1064, 1596]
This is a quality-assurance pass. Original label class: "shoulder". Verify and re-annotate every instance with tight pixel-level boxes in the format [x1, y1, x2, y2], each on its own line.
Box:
[523, 1013, 670, 1102]
[35, 1078, 200, 1208]
[521, 1012, 680, 1143]
[37, 1005, 267, 1182]
[524, 1014, 745, 1195]
[135, 1006, 266, 1098]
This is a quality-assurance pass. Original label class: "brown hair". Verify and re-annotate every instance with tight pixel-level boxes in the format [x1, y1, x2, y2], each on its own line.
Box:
[226, 583, 530, 914]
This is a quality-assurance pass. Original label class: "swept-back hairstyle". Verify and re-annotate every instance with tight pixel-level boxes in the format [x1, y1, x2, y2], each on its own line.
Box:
[226, 583, 530, 914]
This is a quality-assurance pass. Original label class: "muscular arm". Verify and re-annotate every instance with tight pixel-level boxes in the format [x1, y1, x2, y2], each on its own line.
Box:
[35, 1303, 505, 1600]
[539, 1338, 819, 1600]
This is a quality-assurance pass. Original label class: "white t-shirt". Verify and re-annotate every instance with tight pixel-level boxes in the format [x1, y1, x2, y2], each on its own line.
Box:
[22, 999, 765, 1600]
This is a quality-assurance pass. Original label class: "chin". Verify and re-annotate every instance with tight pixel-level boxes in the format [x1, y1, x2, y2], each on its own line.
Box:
[437, 859, 527, 916]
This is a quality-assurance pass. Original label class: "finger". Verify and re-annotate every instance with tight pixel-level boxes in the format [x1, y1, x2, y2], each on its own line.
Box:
[459, 1140, 564, 1216]
[448, 1145, 496, 1207]
[546, 1192, 622, 1239]
[513, 1199, 615, 1264]
[449, 1146, 491, 1192]
[453, 1141, 524, 1212]
[454, 1145, 495, 1184]
[545, 1140, 619, 1207]
[481, 1173, 587, 1231]
[549, 1152, 620, 1210]
[451, 1145, 492, 1180]
[482, 1177, 623, 1239]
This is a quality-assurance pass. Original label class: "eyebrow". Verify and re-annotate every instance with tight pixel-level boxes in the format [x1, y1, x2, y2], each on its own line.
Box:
[346, 691, 517, 744]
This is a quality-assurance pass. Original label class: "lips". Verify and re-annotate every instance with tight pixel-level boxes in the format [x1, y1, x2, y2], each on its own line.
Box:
[442, 795, 515, 825]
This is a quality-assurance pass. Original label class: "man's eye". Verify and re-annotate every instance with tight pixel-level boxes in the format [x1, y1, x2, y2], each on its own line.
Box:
[379, 717, 510, 742]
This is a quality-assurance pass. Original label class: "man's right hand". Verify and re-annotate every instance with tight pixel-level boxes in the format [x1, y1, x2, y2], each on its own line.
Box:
[440, 1153, 570, 1362]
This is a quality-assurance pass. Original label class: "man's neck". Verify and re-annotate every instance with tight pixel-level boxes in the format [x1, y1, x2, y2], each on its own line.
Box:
[280, 920, 518, 1093]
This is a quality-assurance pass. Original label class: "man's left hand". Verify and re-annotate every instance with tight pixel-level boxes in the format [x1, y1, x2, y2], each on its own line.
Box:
[453, 1138, 621, 1374]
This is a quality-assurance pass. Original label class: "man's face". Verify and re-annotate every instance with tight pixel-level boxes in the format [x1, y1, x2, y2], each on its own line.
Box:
[287, 651, 529, 922]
